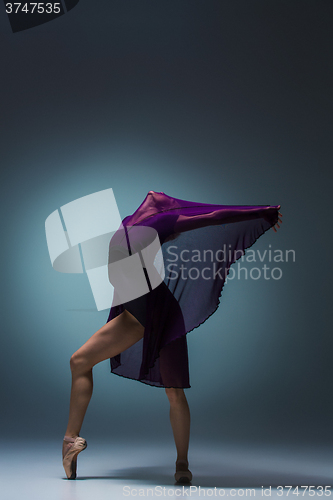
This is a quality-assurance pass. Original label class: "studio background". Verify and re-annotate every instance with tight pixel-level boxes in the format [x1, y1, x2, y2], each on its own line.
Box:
[0, 0, 332, 449]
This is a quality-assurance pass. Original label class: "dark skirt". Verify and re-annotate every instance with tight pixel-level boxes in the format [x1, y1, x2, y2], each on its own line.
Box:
[108, 281, 190, 389]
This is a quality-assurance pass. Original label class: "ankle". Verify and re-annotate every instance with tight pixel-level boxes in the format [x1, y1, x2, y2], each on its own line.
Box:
[64, 434, 78, 441]
[176, 459, 189, 470]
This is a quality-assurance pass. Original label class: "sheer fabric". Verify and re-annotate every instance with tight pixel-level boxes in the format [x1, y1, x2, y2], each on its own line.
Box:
[106, 191, 280, 388]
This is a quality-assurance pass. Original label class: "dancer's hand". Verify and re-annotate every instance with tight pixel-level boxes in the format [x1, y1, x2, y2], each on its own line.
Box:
[272, 211, 283, 233]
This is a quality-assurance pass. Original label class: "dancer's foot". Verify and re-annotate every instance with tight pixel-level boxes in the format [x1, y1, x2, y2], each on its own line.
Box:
[62, 435, 87, 479]
[174, 459, 192, 483]
[62, 436, 76, 461]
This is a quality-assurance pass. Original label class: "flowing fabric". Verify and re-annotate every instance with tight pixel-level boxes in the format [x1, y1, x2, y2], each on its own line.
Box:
[106, 191, 280, 388]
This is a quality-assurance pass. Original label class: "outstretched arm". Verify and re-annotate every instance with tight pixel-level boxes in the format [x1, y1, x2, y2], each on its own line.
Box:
[173, 204, 282, 234]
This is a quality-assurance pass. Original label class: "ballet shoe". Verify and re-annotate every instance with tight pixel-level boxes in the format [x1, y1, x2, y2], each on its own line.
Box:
[174, 459, 192, 484]
[62, 435, 87, 479]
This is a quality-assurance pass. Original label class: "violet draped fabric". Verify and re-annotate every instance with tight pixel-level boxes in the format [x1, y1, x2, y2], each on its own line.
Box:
[106, 191, 280, 389]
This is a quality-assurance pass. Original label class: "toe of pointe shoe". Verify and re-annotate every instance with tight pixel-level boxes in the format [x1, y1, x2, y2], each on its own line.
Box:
[174, 470, 193, 483]
[62, 436, 87, 479]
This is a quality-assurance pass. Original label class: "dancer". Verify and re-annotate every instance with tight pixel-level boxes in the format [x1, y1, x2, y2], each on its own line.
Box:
[62, 191, 282, 482]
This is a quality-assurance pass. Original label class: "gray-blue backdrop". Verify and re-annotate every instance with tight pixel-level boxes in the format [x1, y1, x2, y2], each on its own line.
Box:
[0, 0, 332, 447]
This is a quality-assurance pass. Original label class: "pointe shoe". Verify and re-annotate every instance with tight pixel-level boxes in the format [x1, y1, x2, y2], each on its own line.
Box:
[174, 459, 192, 484]
[62, 435, 87, 479]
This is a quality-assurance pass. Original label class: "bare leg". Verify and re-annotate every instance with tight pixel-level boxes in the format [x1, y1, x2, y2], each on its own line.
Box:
[63, 310, 144, 458]
[165, 388, 191, 464]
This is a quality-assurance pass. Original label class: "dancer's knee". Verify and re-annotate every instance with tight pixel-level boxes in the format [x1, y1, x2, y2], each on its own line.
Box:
[70, 352, 91, 373]
[165, 387, 186, 405]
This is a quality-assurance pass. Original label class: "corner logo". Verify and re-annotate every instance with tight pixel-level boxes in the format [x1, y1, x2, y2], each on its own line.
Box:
[45, 188, 165, 311]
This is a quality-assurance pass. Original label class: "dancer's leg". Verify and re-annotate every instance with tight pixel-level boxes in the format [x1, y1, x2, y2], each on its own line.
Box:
[165, 388, 191, 462]
[63, 310, 144, 457]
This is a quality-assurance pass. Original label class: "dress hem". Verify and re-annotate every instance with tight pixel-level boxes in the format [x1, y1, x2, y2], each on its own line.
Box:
[109, 367, 191, 389]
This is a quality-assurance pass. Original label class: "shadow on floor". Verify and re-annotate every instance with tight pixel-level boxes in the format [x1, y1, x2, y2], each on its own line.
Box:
[74, 464, 332, 488]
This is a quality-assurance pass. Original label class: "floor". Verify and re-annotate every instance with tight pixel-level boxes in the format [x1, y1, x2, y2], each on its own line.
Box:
[0, 439, 332, 499]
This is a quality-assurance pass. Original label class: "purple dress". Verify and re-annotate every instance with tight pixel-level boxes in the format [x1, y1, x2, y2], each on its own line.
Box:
[106, 191, 280, 389]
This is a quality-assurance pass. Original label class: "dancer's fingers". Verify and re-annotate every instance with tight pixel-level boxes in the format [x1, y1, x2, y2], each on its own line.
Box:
[278, 212, 283, 217]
